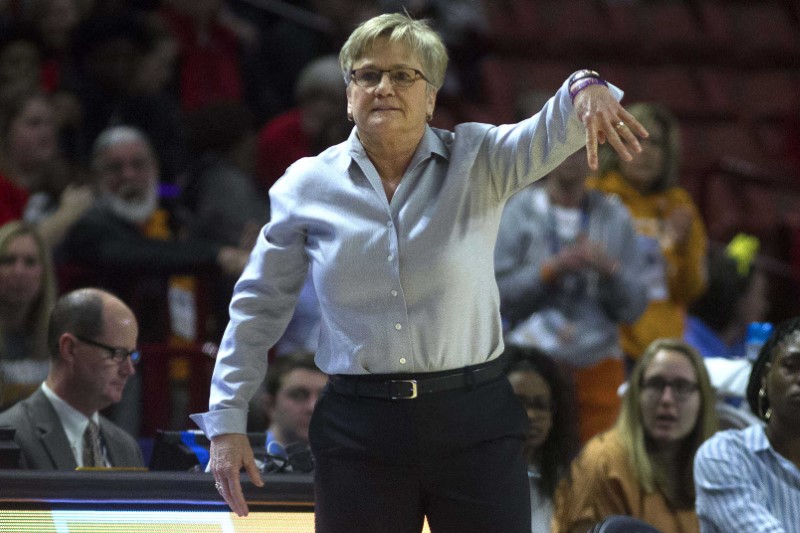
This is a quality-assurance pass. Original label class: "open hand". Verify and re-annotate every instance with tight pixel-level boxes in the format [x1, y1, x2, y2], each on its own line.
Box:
[210, 433, 264, 517]
[573, 85, 649, 170]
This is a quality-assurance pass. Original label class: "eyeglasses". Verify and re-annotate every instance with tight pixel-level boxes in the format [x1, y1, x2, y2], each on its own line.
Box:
[349, 67, 429, 88]
[74, 335, 141, 365]
[641, 377, 698, 401]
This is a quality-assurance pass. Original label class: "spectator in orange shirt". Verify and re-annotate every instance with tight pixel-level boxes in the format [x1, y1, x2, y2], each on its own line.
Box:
[589, 103, 708, 366]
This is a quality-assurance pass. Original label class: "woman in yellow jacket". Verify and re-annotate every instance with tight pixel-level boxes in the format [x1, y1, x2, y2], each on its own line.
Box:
[589, 103, 707, 365]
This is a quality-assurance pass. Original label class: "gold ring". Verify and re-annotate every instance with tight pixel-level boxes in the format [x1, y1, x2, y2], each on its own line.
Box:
[614, 121, 625, 130]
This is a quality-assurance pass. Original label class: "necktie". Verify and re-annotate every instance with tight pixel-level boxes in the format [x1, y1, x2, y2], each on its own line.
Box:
[82, 420, 103, 467]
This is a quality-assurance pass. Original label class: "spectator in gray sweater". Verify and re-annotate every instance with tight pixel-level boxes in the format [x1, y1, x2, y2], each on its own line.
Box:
[495, 148, 648, 443]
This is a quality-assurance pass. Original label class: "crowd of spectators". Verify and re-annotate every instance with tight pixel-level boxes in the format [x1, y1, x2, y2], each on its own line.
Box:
[0, 1, 352, 348]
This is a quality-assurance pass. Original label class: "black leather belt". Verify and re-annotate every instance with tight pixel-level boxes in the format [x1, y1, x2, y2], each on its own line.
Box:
[328, 357, 506, 400]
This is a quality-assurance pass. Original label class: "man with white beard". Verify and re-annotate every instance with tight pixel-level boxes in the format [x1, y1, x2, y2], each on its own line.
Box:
[57, 126, 251, 345]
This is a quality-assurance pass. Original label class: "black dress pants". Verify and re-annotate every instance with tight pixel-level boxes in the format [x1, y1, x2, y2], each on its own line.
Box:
[309, 372, 531, 533]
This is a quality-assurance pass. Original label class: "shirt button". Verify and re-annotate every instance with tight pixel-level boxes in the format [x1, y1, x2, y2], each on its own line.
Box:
[399, 358, 407, 364]
[390, 290, 398, 297]
[395, 323, 402, 330]
[387, 254, 394, 261]
[387, 220, 393, 227]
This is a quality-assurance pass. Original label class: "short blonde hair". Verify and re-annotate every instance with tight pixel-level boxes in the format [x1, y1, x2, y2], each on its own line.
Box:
[339, 12, 448, 90]
[615, 338, 717, 506]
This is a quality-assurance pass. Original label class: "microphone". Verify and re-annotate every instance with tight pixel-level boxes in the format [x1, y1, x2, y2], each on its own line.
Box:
[285, 441, 314, 473]
[262, 440, 289, 473]
[261, 439, 314, 473]
[266, 440, 287, 459]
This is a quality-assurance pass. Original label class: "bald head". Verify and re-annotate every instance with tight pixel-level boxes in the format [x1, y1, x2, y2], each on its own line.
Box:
[47, 288, 137, 362]
[46, 288, 139, 415]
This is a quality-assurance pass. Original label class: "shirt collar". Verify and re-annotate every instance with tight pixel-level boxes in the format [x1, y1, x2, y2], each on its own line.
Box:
[41, 382, 100, 447]
[347, 125, 450, 165]
[416, 125, 450, 161]
[745, 423, 772, 453]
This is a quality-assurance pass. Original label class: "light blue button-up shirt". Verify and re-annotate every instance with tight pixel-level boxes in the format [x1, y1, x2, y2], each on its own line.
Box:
[192, 80, 623, 437]
[694, 424, 800, 533]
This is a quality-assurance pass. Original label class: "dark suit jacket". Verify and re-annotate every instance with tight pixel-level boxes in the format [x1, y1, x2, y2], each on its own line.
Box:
[0, 388, 144, 469]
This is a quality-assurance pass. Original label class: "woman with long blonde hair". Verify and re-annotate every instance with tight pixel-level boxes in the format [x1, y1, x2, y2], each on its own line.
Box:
[0, 221, 57, 410]
[553, 339, 717, 533]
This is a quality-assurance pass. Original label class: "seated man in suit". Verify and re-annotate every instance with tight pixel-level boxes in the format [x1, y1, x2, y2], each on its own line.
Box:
[0, 287, 144, 469]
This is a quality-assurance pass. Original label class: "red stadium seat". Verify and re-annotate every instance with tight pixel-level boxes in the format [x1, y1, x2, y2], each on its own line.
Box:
[681, 120, 763, 172]
[628, 67, 707, 119]
[600, 1, 642, 56]
[731, 2, 800, 66]
[484, 0, 546, 52]
[707, 122, 764, 162]
[638, 2, 706, 61]
[695, 1, 737, 60]
[480, 57, 575, 124]
[695, 67, 739, 118]
[538, 0, 612, 56]
[737, 70, 800, 120]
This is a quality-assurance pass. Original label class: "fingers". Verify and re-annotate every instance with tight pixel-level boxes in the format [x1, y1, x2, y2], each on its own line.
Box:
[210, 434, 256, 517]
[617, 109, 650, 139]
[575, 86, 650, 168]
[212, 456, 246, 516]
[598, 110, 650, 165]
[604, 118, 635, 164]
[245, 455, 265, 488]
[224, 470, 250, 517]
[585, 122, 599, 170]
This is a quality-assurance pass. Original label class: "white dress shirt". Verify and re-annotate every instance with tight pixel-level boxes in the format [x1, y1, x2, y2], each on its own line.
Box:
[41, 382, 105, 467]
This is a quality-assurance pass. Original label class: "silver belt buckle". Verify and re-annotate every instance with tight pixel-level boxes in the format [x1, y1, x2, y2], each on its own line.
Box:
[389, 379, 418, 399]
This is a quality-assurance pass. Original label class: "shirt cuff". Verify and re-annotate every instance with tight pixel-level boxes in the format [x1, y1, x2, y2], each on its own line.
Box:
[189, 408, 248, 438]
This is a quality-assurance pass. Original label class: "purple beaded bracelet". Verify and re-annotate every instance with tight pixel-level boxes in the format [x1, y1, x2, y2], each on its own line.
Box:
[568, 77, 608, 102]
[568, 69, 601, 86]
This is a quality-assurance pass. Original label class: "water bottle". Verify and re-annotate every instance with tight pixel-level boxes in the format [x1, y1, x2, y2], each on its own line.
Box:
[745, 322, 773, 361]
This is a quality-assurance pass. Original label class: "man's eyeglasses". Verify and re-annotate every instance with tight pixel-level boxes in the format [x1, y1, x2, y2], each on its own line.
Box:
[349, 68, 429, 88]
[641, 377, 698, 401]
[74, 335, 141, 365]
